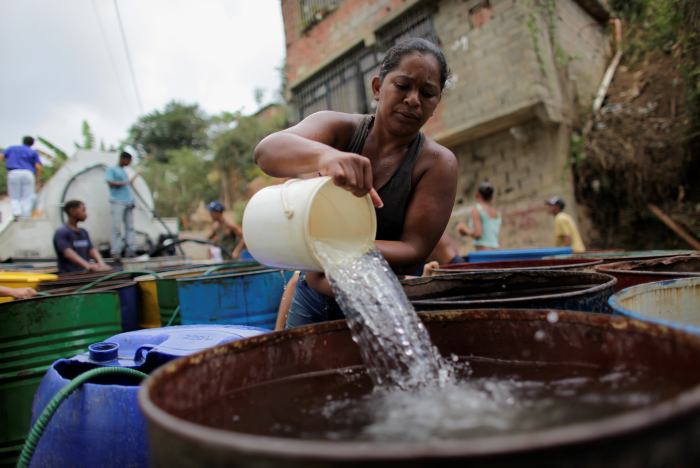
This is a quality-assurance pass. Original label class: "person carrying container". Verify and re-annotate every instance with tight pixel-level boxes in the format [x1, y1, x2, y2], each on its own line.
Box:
[254, 38, 457, 328]
[545, 196, 586, 253]
[53, 200, 112, 273]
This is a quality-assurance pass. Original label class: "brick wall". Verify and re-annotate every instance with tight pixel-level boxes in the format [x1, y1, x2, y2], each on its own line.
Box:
[282, 0, 421, 88]
[447, 121, 580, 254]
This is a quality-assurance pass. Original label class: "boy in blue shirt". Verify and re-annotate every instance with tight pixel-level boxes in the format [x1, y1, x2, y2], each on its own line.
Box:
[104, 151, 136, 258]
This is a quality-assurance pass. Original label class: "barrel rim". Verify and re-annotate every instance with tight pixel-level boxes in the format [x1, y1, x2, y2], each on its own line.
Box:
[608, 277, 700, 335]
[596, 255, 700, 277]
[139, 309, 700, 461]
[434, 258, 603, 274]
[175, 268, 285, 284]
[403, 270, 617, 307]
[133, 261, 261, 282]
[0, 289, 121, 304]
[546, 250, 699, 262]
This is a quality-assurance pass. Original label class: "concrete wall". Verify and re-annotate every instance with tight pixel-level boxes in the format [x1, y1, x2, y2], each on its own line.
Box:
[281, 0, 610, 250]
[448, 120, 576, 253]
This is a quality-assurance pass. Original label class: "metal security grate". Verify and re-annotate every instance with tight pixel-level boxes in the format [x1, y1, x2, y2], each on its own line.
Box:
[375, 3, 439, 50]
[293, 4, 438, 120]
[294, 46, 381, 119]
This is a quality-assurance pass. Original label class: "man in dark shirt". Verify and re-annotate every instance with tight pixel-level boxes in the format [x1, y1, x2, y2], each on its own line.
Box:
[53, 200, 111, 273]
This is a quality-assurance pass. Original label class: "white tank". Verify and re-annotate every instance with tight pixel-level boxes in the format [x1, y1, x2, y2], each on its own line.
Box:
[0, 150, 178, 260]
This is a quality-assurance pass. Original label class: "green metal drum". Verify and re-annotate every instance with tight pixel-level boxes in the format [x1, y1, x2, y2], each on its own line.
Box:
[0, 292, 122, 465]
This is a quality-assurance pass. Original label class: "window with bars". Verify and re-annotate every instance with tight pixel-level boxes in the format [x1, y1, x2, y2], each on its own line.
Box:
[299, 0, 343, 31]
[293, 47, 381, 119]
[293, 4, 438, 121]
[375, 3, 439, 50]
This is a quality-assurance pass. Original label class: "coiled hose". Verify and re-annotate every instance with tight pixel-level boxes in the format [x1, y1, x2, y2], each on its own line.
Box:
[16, 367, 149, 468]
[74, 270, 160, 293]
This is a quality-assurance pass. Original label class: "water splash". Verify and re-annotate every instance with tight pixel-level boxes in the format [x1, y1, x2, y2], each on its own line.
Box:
[313, 242, 454, 390]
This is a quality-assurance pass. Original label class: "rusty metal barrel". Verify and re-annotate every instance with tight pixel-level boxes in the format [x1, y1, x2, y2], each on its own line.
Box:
[547, 250, 698, 263]
[139, 309, 700, 467]
[434, 258, 602, 275]
[596, 255, 700, 292]
[403, 270, 616, 313]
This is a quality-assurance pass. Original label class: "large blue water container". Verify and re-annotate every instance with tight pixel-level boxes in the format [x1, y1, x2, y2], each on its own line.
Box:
[176, 269, 293, 329]
[467, 247, 572, 263]
[29, 325, 268, 467]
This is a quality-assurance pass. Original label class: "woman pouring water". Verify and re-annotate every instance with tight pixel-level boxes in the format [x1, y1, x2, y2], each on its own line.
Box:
[254, 38, 457, 328]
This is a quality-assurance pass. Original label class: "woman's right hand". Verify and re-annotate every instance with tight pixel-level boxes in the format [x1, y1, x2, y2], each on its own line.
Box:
[318, 150, 383, 207]
[457, 222, 472, 237]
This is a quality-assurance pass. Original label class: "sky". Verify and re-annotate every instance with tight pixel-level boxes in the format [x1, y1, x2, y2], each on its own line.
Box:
[0, 0, 285, 155]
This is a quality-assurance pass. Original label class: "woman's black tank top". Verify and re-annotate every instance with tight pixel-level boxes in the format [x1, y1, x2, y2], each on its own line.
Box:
[344, 115, 424, 241]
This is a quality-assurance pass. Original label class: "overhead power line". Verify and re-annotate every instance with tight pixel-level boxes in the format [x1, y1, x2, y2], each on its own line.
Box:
[113, 0, 144, 114]
[92, 0, 133, 115]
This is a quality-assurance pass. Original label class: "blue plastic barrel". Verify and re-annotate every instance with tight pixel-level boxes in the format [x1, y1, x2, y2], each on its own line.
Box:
[29, 325, 268, 467]
[176, 269, 293, 329]
[608, 277, 700, 335]
[467, 247, 573, 263]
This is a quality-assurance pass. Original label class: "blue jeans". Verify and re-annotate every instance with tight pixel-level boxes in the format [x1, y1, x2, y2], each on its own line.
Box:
[286, 274, 345, 328]
[7, 169, 35, 218]
[110, 201, 135, 256]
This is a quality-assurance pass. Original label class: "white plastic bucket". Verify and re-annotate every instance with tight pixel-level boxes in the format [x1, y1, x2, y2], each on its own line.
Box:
[242, 177, 376, 271]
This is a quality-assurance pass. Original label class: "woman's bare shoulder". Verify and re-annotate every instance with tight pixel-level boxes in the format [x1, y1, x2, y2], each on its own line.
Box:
[292, 111, 364, 133]
[420, 136, 458, 170]
[288, 111, 366, 148]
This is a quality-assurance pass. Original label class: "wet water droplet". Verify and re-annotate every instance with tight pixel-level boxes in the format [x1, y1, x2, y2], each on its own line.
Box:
[547, 311, 559, 323]
[534, 330, 546, 341]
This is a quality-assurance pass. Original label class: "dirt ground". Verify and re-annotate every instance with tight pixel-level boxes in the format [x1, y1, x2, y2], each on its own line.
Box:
[575, 49, 699, 249]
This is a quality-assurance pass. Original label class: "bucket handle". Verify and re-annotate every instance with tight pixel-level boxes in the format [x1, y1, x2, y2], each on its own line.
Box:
[280, 179, 299, 219]
[135, 344, 156, 363]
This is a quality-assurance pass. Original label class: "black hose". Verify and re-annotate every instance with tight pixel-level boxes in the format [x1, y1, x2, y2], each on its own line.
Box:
[148, 238, 231, 258]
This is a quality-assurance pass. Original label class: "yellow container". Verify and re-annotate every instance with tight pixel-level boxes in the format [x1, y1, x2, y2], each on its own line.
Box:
[0, 272, 58, 303]
[136, 266, 227, 328]
[138, 280, 161, 328]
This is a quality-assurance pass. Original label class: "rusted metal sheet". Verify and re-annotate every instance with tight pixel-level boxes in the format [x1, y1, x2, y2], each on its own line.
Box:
[609, 277, 700, 334]
[547, 250, 698, 263]
[434, 258, 602, 275]
[140, 309, 700, 467]
[402, 270, 616, 313]
[597, 255, 700, 292]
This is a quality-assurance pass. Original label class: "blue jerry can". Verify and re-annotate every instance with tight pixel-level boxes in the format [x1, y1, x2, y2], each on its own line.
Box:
[29, 325, 268, 467]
